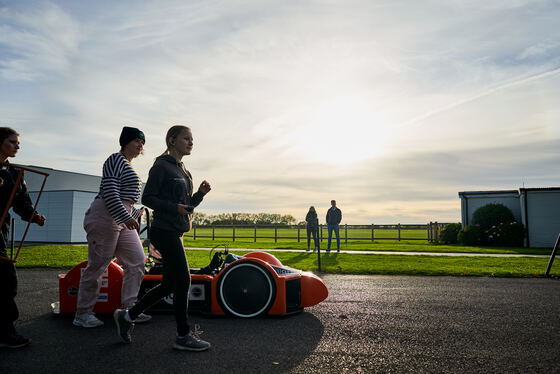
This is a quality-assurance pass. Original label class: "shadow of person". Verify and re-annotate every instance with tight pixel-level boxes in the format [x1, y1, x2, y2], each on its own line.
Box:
[1, 311, 324, 374]
[3, 267, 324, 373]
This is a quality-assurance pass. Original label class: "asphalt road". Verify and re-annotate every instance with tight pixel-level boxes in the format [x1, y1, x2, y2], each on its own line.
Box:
[2, 269, 560, 373]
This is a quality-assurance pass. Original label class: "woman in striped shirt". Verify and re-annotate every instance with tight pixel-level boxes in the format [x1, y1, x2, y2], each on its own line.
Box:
[74, 126, 150, 328]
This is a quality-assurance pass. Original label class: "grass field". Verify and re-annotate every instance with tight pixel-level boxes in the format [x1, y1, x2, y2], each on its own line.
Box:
[183, 237, 552, 255]
[12, 243, 560, 278]
[186, 226, 430, 241]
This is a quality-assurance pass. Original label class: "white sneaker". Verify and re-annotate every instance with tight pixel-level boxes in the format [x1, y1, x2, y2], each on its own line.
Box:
[73, 312, 104, 328]
[134, 313, 152, 324]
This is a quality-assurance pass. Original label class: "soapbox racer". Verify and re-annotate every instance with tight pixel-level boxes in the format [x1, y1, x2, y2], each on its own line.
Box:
[55, 248, 328, 318]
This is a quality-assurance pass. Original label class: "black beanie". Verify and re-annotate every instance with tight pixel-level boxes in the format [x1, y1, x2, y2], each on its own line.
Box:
[119, 126, 145, 147]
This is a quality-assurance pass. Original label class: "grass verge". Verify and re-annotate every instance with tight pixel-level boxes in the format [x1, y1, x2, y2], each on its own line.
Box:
[12, 245, 560, 278]
[183, 238, 551, 255]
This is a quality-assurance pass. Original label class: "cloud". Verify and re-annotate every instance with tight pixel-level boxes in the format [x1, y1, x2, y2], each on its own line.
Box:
[0, 2, 82, 81]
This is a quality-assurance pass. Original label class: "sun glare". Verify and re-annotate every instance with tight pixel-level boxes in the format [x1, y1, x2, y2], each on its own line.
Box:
[287, 96, 393, 164]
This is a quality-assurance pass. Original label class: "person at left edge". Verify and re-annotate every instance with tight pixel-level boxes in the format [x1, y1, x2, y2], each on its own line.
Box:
[73, 126, 151, 328]
[0, 127, 46, 349]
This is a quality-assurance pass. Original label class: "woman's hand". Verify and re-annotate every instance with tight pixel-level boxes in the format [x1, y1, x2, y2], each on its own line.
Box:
[198, 180, 211, 195]
[31, 213, 46, 226]
[177, 204, 193, 216]
[124, 217, 140, 230]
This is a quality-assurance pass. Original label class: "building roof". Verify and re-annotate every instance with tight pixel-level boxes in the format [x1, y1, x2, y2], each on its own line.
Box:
[21, 165, 101, 193]
[458, 190, 518, 197]
[459, 187, 560, 198]
[519, 187, 560, 192]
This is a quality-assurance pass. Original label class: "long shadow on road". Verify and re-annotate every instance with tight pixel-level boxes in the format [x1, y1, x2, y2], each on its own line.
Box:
[1, 310, 324, 374]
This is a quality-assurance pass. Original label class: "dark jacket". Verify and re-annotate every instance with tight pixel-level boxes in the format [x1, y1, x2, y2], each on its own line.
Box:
[0, 164, 35, 256]
[326, 207, 342, 226]
[305, 211, 319, 229]
[142, 155, 204, 234]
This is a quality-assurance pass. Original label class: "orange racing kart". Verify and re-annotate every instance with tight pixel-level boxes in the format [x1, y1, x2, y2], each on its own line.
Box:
[55, 248, 328, 318]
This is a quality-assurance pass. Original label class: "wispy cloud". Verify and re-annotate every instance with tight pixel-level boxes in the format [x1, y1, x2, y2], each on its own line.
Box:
[399, 66, 560, 130]
[0, 2, 81, 80]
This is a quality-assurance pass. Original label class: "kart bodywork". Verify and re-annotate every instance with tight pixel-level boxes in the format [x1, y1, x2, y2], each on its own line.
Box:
[56, 251, 328, 318]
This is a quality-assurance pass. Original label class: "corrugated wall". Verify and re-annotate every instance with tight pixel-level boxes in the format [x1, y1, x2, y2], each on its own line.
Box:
[524, 190, 560, 248]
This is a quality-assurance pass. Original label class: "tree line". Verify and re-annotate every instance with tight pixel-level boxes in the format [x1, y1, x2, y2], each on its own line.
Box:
[191, 212, 298, 226]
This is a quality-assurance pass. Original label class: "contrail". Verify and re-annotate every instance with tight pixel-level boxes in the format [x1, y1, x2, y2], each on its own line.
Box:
[399, 66, 560, 128]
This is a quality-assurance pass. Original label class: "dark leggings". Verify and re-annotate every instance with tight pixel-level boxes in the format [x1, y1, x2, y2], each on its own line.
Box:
[0, 261, 18, 338]
[128, 227, 190, 336]
[307, 227, 319, 249]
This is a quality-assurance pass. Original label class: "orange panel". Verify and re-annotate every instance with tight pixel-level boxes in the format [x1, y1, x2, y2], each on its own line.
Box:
[267, 276, 286, 315]
[58, 261, 123, 314]
[210, 276, 225, 315]
[300, 272, 328, 307]
[243, 252, 283, 266]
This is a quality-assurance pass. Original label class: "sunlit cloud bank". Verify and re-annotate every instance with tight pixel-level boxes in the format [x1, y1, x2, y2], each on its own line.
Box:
[1, 0, 560, 223]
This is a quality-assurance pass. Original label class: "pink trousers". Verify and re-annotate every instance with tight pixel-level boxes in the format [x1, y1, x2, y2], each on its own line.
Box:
[76, 198, 145, 313]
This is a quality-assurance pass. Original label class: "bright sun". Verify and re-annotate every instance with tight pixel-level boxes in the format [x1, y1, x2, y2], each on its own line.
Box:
[287, 96, 393, 164]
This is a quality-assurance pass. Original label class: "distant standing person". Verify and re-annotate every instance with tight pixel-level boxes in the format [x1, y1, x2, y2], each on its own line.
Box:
[305, 206, 319, 252]
[113, 125, 212, 351]
[326, 200, 342, 252]
[0, 127, 46, 348]
[74, 126, 150, 328]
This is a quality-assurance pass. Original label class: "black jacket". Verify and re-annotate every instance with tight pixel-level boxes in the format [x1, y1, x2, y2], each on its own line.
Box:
[326, 207, 342, 226]
[0, 164, 35, 255]
[142, 155, 204, 234]
[305, 211, 319, 229]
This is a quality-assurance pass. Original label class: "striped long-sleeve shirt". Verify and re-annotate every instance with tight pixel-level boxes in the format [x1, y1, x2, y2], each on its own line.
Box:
[97, 152, 142, 224]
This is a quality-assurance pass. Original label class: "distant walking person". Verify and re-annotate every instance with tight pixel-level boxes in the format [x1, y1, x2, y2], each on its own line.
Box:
[326, 200, 342, 252]
[0, 127, 46, 348]
[74, 126, 150, 328]
[305, 206, 319, 252]
[113, 125, 212, 352]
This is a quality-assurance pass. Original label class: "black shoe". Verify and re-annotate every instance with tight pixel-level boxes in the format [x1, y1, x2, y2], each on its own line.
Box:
[0, 334, 32, 348]
[113, 309, 134, 343]
[174, 328, 211, 351]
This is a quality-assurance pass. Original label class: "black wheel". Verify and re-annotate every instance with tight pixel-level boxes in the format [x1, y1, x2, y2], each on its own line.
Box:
[218, 262, 276, 318]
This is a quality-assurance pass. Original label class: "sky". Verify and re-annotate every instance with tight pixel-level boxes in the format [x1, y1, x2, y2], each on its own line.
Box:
[1, 0, 560, 224]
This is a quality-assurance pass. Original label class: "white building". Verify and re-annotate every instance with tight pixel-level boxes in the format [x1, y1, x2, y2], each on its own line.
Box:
[9, 165, 146, 244]
[459, 188, 560, 248]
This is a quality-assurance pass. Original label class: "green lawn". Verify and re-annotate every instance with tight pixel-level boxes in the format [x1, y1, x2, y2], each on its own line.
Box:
[183, 237, 551, 255]
[187, 226, 429, 241]
[12, 243, 560, 278]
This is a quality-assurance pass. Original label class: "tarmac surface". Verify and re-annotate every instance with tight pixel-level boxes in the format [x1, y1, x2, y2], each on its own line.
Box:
[2, 269, 560, 373]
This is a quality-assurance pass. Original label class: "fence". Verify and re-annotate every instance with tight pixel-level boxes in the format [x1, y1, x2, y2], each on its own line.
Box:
[182, 222, 447, 243]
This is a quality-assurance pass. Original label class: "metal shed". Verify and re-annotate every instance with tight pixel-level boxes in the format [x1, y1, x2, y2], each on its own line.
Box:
[10, 166, 100, 243]
[459, 188, 560, 248]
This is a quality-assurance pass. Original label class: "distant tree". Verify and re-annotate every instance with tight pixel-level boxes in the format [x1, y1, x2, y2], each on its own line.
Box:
[192, 212, 208, 226]
[193, 212, 297, 225]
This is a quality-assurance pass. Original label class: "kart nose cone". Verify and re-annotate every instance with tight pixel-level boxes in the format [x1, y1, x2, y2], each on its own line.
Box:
[301, 272, 328, 307]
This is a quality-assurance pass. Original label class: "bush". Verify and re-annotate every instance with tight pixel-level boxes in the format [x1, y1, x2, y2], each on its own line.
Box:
[486, 222, 525, 247]
[458, 225, 484, 246]
[472, 203, 515, 230]
[439, 223, 462, 244]
[469, 203, 525, 246]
